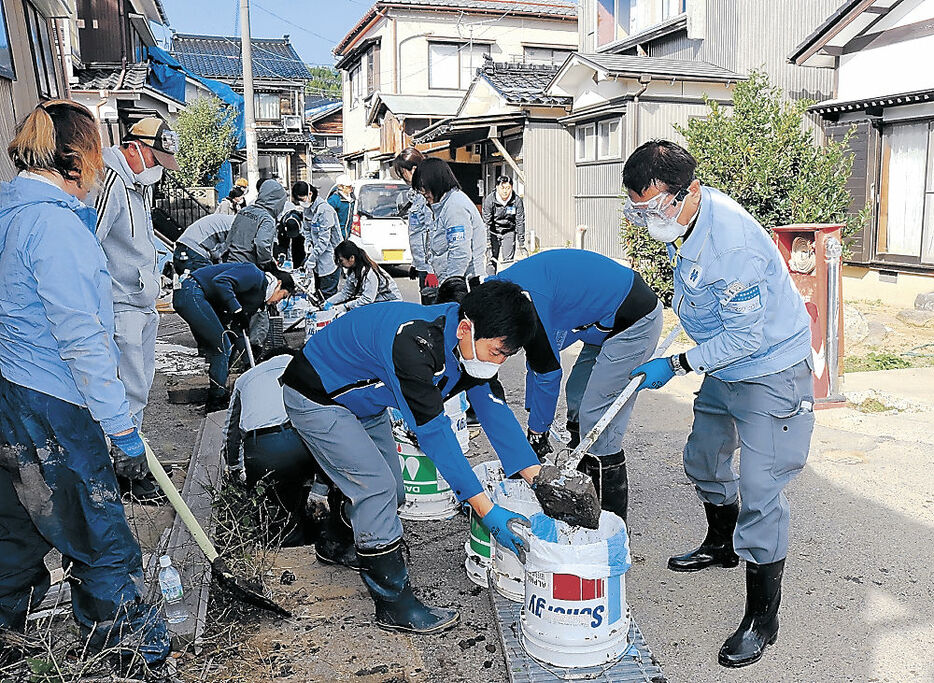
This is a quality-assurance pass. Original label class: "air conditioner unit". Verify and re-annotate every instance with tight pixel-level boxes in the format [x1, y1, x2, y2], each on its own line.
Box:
[282, 115, 302, 131]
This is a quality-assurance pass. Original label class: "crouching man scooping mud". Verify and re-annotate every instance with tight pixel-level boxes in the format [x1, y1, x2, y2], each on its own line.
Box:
[280, 281, 594, 633]
[623, 139, 815, 668]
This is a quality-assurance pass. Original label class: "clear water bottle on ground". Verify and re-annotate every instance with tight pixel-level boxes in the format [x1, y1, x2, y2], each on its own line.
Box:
[158, 555, 188, 624]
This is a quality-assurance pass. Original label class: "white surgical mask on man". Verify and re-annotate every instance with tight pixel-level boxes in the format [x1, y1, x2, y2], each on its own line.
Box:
[460, 318, 501, 380]
[129, 141, 163, 185]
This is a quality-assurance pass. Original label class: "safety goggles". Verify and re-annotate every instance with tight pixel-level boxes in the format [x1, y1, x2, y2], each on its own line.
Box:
[623, 186, 690, 227]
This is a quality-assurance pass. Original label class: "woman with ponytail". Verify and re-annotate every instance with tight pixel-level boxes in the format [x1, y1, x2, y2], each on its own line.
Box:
[323, 240, 402, 313]
[0, 101, 169, 666]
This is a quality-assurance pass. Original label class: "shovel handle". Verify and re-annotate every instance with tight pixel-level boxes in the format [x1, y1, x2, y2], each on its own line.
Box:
[144, 439, 219, 563]
[243, 331, 256, 369]
[563, 322, 684, 472]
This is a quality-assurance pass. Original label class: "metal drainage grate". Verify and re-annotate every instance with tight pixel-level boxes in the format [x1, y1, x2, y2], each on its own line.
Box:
[489, 588, 667, 682]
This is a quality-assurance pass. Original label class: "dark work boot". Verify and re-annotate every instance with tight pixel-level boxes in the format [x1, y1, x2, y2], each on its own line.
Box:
[668, 501, 740, 572]
[315, 501, 363, 570]
[358, 540, 459, 634]
[718, 559, 785, 667]
[577, 450, 628, 525]
[566, 421, 580, 449]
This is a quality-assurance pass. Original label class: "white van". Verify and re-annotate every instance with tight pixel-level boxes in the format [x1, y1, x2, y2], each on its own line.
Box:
[341, 179, 412, 265]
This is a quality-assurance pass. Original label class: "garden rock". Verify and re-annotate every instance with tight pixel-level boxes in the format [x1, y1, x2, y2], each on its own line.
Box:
[844, 304, 869, 346]
[896, 309, 934, 327]
[914, 291, 934, 312]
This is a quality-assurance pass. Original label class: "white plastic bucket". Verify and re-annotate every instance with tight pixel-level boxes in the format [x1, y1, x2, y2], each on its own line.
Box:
[304, 308, 338, 340]
[444, 392, 470, 454]
[395, 440, 458, 521]
[490, 478, 542, 602]
[464, 461, 504, 587]
[520, 512, 631, 669]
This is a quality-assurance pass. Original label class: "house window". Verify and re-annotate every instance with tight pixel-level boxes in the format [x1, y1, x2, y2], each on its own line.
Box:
[349, 62, 364, 108]
[254, 93, 280, 120]
[24, 1, 58, 98]
[429, 42, 489, 90]
[524, 46, 572, 66]
[576, 123, 597, 162]
[366, 44, 380, 95]
[598, 118, 621, 159]
[878, 121, 934, 262]
[596, 0, 686, 47]
[0, 1, 14, 80]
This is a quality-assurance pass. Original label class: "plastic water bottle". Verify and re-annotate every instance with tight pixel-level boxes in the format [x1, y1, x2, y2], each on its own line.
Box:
[158, 555, 188, 624]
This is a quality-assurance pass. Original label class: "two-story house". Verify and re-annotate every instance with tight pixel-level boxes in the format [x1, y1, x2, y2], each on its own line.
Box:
[791, 0, 934, 304]
[543, 0, 845, 257]
[173, 33, 312, 188]
[334, 0, 578, 186]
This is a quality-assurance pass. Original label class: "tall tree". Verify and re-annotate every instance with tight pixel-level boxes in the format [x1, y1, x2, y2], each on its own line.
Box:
[306, 65, 341, 99]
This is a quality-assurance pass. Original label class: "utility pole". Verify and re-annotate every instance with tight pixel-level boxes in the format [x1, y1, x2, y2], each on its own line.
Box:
[240, 0, 259, 193]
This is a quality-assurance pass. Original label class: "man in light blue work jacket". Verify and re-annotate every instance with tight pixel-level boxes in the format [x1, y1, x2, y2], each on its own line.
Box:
[302, 185, 341, 298]
[623, 140, 814, 669]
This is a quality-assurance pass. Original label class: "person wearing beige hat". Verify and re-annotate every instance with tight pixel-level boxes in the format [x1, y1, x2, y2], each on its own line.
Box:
[91, 115, 180, 502]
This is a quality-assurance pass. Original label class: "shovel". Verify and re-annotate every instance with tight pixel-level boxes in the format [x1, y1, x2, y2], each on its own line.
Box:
[533, 323, 684, 529]
[143, 440, 291, 618]
[242, 330, 256, 369]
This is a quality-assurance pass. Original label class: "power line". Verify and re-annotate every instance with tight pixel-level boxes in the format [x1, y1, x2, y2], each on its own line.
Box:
[251, 0, 339, 44]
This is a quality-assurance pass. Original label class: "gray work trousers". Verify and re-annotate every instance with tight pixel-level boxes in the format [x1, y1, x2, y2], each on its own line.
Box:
[684, 358, 814, 564]
[113, 308, 159, 428]
[282, 387, 405, 550]
[565, 301, 663, 457]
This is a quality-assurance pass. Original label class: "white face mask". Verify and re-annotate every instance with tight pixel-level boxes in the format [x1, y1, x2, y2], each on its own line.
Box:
[129, 141, 163, 185]
[300, 199, 311, 209]
[461, 318, 501, 379]
[646, 211, 690, 242]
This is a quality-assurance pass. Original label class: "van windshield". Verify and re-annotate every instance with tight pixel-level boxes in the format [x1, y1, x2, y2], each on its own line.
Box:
[357, 183, 406, 219]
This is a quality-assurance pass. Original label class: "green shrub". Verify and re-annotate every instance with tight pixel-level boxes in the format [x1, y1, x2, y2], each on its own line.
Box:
[620, 70, 865, 301]
[173, 96, 238, 188]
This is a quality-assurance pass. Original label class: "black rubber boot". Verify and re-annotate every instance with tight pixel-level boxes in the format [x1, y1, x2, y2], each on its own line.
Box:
[566, 421, 580, 449]
[577, 450, 628, 525]
[718, 559, 784, 667]
[315, 500, 363, 570]
[668, 501, 740, 572]
[358, 540, 459, 634]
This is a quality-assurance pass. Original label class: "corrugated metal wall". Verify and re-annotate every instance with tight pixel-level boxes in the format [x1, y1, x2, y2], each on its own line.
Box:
[575, 160, 627, 258]
[0, 82, 18, 181]
[702, 0, 842, 101]
[642, 31, 703, 60]
[525, 120, 577, 250]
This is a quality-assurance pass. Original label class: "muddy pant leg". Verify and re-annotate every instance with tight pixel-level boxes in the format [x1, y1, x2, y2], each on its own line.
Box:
[174, 280, 231, 398]
[488, 233, 502, 276]
[731, 360, 814, 564]
[0, 467, 53, 630]
[0, 375, 168, 663]
[683, 374, 741, 508]
[318, 270, 341, 298]
[283, 387, 404, 549]
[113, 309, 159, 428]
[360, 410, 405, 507]
[499, 230, 516, 264]
[578, 303, 663, 456]
[564, 343, 601, 425]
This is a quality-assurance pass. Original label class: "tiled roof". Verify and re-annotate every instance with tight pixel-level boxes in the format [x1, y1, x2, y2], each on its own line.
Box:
[336, 0, 576, 55]
[480, 62, 570, 106]
[258, 130, 317, 145]
[74, 63, 149, 91]
[574, 54, 743, 82]
[172, 33, 310, 81]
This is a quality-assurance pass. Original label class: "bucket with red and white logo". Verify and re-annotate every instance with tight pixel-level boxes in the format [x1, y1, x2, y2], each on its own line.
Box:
[520, 511, 631, 669]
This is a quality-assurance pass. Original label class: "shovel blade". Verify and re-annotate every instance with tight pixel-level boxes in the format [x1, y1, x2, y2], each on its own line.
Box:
[212, 558, 292, 618]
[532, 464, 601, 530]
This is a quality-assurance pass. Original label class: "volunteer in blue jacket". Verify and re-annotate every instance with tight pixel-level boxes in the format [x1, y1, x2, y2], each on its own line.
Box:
[0, 101, 169, 665]
[281, 281, 542, 634]
[493, 249, 662, 525]
[173, 263, 294, 411]
[623, 140, 814, 668]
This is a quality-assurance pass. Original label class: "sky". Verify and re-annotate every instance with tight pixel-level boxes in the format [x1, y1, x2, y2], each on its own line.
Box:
[155, 0, 369, 66]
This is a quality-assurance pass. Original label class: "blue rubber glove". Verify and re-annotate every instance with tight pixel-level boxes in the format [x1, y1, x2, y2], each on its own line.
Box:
[110, 428, 149, 479]
[480, 504, 531, 562]
[630, 357, 675, 391]
[322, 301, 333, 310]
